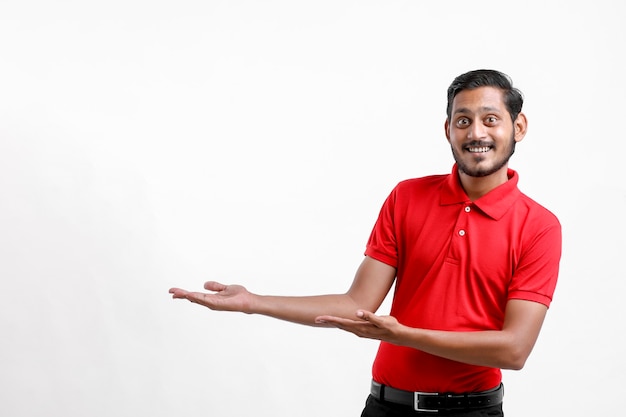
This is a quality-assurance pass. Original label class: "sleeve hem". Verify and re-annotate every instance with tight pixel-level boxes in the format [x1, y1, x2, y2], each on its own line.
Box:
[508, 290, 552, 308]
[364, 247, 397, 269]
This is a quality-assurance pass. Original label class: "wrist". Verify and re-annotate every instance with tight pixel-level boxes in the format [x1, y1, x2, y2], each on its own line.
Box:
[244, 293, 263, 315]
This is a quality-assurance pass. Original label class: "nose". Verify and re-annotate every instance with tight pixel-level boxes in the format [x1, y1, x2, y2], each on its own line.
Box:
[467, 122, 487, 140]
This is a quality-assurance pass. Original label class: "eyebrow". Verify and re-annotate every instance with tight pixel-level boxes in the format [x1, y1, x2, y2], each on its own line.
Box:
[453, 106, 501, 115]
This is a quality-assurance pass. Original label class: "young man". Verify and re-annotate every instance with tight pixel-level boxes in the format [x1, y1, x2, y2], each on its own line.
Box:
[169, 69, 562, 416]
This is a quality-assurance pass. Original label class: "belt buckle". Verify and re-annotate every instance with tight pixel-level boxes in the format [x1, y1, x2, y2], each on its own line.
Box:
[414, 391, 439, 413]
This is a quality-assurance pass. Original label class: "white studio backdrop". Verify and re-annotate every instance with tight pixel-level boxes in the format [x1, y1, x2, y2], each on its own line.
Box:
[1, 1, 624, 416]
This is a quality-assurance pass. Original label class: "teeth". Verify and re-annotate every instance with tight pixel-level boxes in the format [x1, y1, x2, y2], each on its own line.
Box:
[468, 147, 490, 153]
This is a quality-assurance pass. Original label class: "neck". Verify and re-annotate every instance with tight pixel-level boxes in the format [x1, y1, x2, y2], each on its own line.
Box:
[458, 167, 510, 201]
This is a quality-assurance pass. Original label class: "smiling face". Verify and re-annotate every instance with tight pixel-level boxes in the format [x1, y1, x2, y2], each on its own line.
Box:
[445, 86, 527, 179]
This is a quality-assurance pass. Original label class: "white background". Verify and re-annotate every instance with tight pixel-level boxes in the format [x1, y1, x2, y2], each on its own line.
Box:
[1, 1, 624, 416]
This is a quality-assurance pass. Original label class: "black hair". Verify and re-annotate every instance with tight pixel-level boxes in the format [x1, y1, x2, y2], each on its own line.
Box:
[446, 69, 524, 122]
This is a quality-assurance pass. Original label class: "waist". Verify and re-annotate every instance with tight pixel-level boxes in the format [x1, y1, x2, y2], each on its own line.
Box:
[370, 380, 504, 413]
[372, 343, 502, 392]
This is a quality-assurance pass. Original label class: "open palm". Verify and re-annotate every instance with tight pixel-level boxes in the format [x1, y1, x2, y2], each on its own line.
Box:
[169, 281, 253, 313]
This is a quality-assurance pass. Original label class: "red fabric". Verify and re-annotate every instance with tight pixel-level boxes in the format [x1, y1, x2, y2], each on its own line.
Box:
[365, 165, 561, 393]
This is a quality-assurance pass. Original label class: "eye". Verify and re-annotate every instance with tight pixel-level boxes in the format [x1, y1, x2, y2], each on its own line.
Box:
[455, 117, 470, 128]
[485, 116, 498, 125]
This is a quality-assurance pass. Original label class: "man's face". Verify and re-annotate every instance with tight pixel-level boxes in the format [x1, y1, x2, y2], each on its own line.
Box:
[445, 86, 525, 178]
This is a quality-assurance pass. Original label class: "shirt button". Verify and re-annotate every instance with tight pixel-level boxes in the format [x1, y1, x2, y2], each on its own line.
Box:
[465, 206, 471, 213]
[458, 230, 466, 236]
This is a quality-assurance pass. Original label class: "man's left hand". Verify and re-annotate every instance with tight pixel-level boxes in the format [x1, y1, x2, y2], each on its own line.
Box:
[315, 311, 405, 345]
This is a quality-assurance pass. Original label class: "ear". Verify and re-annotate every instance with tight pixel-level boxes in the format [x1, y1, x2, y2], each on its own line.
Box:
[513, 112, 528, 143]
[444, 118, 451, 142]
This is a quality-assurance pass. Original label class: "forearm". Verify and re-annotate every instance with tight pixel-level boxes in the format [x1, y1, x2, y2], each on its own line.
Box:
[248, 257, 396, 326]
[170, 257, 396, 328]
[319, 300, 547, 370]
[251, 293, 361, 327]
[394, 299, 547, 370]
[397, 327, 528, 370]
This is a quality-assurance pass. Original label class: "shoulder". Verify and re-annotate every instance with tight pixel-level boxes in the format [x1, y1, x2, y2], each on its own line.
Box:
[394, 173, 449, 194]
[516, 192, 561, 228]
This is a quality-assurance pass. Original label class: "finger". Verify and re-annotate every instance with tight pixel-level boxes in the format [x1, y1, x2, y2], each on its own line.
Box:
[185, 291, 206, 302]
[356, 310, 375, 320]
[315, 315, 347, 324]
[318, 319, 349, 331]
[204, 281, 227, 292]
[357, 311, 386, 327]
[169, 288, 189, 298]
[314, 316, 344, 325]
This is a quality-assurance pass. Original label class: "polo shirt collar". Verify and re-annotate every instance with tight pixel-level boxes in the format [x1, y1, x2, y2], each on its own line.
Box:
[440, 164, 521, 220]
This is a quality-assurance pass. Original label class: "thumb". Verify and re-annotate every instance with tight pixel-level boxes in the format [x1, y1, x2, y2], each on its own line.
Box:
[204, 281, 227, 292]
[356, 310, 376, 321]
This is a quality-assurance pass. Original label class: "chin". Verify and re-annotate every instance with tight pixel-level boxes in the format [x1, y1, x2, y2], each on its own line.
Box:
[459, 160, 508, 177]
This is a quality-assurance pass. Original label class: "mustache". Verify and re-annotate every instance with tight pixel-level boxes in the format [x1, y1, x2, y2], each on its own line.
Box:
[464, 140, 494, 148]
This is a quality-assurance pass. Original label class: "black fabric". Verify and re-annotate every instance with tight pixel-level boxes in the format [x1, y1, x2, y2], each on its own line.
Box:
[368, 381, 503, 414]
[360, 395, 504, 417]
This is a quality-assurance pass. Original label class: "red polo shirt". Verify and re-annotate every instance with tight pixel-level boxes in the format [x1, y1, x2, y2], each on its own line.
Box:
[365, 165, 561, 393]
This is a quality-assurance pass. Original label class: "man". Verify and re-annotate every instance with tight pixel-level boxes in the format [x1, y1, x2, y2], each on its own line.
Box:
[169, 69, 562, 416]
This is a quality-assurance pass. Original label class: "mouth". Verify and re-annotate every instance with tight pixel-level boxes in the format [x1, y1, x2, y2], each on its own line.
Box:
[464, 144, 493, 153]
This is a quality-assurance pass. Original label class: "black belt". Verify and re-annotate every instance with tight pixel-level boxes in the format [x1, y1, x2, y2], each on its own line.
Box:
[370, 380, 504, 413]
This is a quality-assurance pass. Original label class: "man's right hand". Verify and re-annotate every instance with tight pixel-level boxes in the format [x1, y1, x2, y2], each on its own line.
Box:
[169, 281, 254, 313]
[168, 256, 397, 326]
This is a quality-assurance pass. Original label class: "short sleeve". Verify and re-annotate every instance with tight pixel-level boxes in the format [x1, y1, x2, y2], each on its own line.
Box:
[508, 219, 562, 307]
[365, 187, 399, 268]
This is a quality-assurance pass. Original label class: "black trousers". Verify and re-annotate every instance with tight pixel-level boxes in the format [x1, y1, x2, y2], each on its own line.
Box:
[360, 395, 504, 417]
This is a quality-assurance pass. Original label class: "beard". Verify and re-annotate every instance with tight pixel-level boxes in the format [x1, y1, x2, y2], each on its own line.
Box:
[451, 133, 516, 178]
